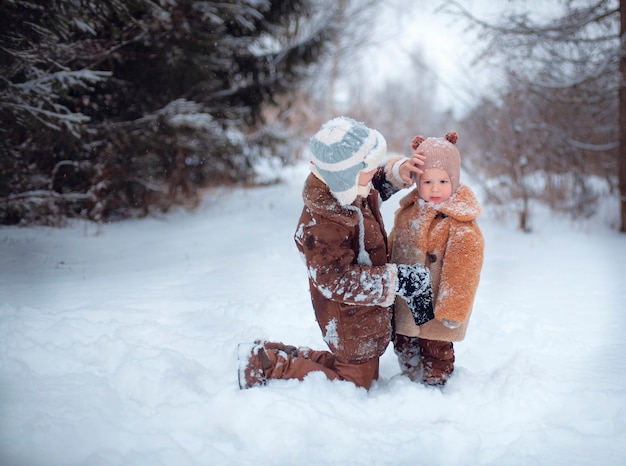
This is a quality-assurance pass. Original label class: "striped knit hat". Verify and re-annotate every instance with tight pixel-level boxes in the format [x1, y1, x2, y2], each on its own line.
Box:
[310, 116, 387, 206]
[411, 131, 461, 194]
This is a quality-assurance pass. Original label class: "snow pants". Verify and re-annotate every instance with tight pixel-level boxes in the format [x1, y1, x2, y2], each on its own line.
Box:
[263, 344, 380, 390]
[394, 334, 455, 385]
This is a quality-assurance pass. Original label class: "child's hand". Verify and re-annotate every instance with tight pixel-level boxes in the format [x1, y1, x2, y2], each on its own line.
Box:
[398, 151, 426, 184]
[441, 319, 461, 329]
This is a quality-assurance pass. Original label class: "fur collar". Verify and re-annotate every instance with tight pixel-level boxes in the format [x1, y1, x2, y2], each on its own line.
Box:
[302, 173, 362, 227]
[399, 184, 482, 222]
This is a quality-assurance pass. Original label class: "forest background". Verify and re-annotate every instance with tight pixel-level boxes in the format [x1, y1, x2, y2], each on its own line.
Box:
[1, 0, 624, 233]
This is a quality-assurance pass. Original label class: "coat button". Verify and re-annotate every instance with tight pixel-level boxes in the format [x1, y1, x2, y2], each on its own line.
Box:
[427, 253, 437, 264]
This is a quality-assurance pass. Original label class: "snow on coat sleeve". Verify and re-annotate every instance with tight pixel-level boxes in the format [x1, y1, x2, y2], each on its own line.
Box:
[299, 221, 397, 307]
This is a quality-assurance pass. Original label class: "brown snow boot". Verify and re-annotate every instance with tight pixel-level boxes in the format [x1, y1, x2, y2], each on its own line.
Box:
[261, 341, 299, 357]
[238, 342, 274, 389]
[393, 334, 422, 382]
[419, 339, 455, 386]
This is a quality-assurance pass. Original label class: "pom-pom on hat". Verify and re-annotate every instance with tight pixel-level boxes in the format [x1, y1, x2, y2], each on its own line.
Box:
[310, 116, 387, 206]
[412, 131, 461, 194]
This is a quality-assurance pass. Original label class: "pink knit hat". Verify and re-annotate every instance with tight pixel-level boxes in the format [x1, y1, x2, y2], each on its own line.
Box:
[411, 131, 461, 194]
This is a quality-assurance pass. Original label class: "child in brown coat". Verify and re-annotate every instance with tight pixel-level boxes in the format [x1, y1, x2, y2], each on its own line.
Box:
[387, 131, 484, 386]
[238, 117, 434, 390]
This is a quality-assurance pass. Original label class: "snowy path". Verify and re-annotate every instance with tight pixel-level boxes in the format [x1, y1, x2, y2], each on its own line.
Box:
[1, 164, 625, 465]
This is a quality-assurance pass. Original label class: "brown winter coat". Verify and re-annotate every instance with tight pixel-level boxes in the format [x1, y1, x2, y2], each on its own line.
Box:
[390, 184, 484, 342]
[294, 173, 398, 364]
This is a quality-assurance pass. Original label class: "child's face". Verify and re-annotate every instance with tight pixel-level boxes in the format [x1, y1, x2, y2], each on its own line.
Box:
[418, 168, 452, 204]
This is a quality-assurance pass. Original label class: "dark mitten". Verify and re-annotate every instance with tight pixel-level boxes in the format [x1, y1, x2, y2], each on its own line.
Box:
[407, 286, 434, 326]
[372, 168, 400, 201]
[396, 263, 430, 300]
[396, 263, 435, 326]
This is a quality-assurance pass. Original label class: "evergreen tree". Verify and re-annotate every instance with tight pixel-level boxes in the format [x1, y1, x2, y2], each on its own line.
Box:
[0, 0, 337, 224]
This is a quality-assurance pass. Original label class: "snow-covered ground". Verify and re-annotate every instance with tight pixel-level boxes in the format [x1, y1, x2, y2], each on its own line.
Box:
[1, 162, 625, 466]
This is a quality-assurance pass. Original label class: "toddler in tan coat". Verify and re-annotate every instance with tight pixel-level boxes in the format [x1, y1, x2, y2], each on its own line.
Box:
[387, 131, 484, 386]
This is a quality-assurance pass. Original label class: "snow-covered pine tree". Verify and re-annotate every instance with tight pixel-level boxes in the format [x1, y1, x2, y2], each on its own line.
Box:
[0, 0, 339, 224]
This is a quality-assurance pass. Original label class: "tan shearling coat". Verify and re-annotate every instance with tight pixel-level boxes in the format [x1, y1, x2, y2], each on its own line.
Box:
[390, 185, 484, 342]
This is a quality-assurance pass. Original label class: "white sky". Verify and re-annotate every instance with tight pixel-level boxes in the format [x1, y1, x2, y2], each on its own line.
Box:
[361, 0, 562, 116]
